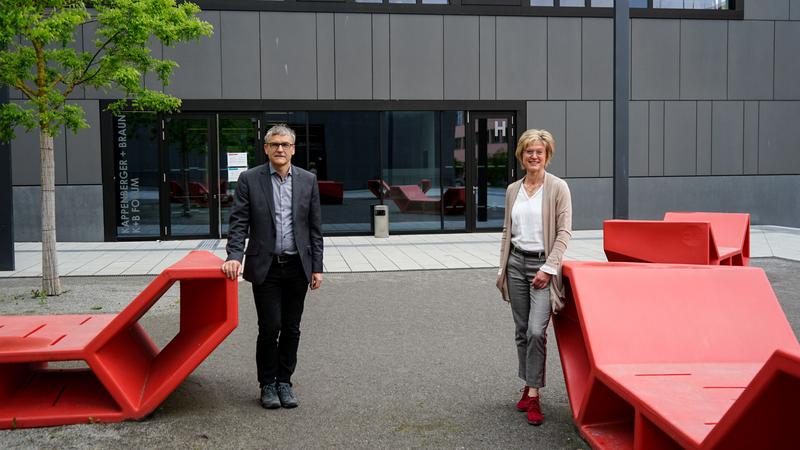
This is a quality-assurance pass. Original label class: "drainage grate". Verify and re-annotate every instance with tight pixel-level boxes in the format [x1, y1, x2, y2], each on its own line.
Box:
[196, 240, 217, 250]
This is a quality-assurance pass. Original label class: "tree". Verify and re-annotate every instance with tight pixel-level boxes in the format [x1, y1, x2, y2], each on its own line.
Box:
[0, 0, 212, 295]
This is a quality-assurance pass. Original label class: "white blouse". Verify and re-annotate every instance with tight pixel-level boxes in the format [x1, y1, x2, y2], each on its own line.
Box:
[510, 185, 556, 275]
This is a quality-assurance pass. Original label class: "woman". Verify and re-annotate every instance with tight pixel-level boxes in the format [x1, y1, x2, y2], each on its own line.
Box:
[495, 129, 572, 426]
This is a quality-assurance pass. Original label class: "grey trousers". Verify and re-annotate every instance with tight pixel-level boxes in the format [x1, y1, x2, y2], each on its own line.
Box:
[506, 250, 551, 388]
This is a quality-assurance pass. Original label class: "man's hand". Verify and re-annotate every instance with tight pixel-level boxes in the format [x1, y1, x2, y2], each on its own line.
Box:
[532, 270, 551, 290]
[222, 260, 241, 280]
[310, 272, 323, 290]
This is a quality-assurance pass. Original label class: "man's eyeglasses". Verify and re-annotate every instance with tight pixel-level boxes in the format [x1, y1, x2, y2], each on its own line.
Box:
[267, 142, 294, 150]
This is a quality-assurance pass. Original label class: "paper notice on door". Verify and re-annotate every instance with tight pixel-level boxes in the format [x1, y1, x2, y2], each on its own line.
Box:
[227, 152, 248, 168]
[227, 167, 247, 181]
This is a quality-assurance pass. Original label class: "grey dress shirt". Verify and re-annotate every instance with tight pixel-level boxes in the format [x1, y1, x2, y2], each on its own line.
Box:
[269, 163, 298, 255]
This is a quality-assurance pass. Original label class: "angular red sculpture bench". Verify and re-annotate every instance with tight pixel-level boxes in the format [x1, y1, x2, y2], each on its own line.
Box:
[389, 185, 440, 214]
[0, 251, 237, 429]
[604, 212, 750, 265]
[553, 261, 800, 450]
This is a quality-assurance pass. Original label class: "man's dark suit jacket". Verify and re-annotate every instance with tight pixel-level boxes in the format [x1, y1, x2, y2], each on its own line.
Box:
[226, 163, 323, 285]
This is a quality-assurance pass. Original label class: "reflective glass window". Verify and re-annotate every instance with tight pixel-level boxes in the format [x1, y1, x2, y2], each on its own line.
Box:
[382, 111, 441, 232]
[442, 111, 467, 231]
[306, 111, 381, 234]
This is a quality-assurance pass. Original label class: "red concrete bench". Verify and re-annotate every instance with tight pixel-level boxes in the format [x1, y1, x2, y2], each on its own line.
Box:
[553, 261, 800, 450]
[604, 212, 750, 265]
[0, 251, 238, 429]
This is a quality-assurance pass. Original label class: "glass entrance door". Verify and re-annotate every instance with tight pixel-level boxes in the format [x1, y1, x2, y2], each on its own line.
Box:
[163, 115, 214, 238]
[466, 113, 514, 231]
[218, 115, 261, 236]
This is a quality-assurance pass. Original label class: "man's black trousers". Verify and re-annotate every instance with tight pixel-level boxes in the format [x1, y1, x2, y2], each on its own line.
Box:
[252, 255, 308, 387]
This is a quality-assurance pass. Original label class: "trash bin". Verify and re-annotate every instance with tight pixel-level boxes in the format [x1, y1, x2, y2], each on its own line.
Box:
[373, 205, 389, 238]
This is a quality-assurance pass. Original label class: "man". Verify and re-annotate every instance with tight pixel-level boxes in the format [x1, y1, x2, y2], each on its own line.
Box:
[222, 124, 323, 409]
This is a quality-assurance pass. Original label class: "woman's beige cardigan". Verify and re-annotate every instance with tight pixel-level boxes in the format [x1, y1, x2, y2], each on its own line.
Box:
[495, 172, 573, 313]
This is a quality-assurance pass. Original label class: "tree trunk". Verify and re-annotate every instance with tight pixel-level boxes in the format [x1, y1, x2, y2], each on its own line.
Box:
[40, 130, 61, 296]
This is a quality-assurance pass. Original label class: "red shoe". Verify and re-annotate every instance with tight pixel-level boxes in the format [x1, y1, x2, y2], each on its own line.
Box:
[516, 386, 530, 411]
[526, 395, 544, 425]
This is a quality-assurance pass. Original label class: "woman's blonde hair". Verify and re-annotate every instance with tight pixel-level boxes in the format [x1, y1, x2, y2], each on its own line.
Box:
[515, 129, 555, 166]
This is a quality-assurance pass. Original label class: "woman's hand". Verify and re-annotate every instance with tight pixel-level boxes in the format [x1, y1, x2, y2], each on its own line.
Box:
[532, 270, 551, 289]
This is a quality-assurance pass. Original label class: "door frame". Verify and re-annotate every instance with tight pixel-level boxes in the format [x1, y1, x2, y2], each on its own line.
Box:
[160, 113, 218, 240]
[464, 111, 516, 232]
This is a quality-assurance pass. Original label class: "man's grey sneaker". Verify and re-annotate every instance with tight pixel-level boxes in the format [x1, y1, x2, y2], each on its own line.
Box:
[277, 382, 299, 408]
[260, 383, 281, 409]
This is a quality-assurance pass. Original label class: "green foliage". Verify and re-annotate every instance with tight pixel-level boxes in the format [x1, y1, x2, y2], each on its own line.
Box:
[0, 0, 212, 142]
[30, 288, 47, 303]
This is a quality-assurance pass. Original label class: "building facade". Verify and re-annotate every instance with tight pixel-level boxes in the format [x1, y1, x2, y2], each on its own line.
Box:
[9, 0, 800, 241]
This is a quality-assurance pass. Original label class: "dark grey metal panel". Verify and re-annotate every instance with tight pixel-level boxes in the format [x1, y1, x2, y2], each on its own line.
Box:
[630, 175, 800, 227]
[548, 18, 581, 100]
[65, 100, 101, 185]
[13, 185, 104, 242]
[663, 101, 696, 176]
[64, 27, 85, 100]
[711, 101, 744, 175]
[759, 101, 800, 174]
[10, 106, 67, 186]
[526, 101, 565, 177]
[680, 20, 726, 100]
[566, 101, 599, 177]
[775, 21, 800, 100]
[221, 11, 262, 99]
[564, 178, 612, 229]
[648, 101, 664, 176]
[728, 21, 774, 100]
[793, 0, 800, 20]
[629, 101, 649, 176]
[372, 14, 390, 100]
[10, 123, 39, 186]
[82, 21, 130, 99]
[444, 16, 479, 100]
[744, 101, 759, 174]
[143, 36, 165, 94]
[582, 18, 613, 101]
[334, 13, 372, 100]
[497, 17, 547, 100]
[390, 15, 444, 100]
[631, 19, 679, 100]
[600, 101, 613, 177]
[697, 101, 712, 175]
[479, 16, 496, 100]
[261, 12, 318, 99]
[317, 13, 335, 100]
[744, 0, 790, 20]
[164, 11, 222, 99]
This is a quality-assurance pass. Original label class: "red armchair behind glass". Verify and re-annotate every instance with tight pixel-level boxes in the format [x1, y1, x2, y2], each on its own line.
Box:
[0, 251, 238, 429]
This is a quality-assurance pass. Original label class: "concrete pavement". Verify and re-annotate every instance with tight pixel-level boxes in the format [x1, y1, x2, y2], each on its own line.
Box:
[3, 225, 800, 278]
[0, 257, 798, 449]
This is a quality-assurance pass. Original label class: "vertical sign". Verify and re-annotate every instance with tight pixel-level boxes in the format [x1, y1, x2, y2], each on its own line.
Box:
[115, 114, 142, 234]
